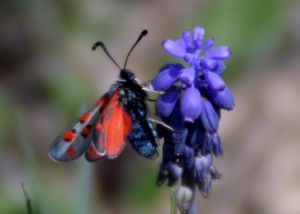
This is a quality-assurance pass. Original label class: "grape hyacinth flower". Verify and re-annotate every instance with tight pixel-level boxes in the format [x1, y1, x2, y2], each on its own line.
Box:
[152, 26, 235, 213]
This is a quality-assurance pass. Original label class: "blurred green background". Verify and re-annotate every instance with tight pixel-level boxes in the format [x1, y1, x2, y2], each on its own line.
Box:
[1, 0, 299, 213]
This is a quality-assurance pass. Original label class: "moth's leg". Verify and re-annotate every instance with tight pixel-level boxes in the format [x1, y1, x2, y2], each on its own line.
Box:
[142, 87, 164, 94]
[134, 78, 146, 86]
[147, 118, 174, 131]
[134, 78, 165, 94]
[145, 98, 156, 102]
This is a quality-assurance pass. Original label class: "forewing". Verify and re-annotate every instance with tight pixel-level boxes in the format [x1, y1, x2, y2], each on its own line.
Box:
[49, 94, 109, 162]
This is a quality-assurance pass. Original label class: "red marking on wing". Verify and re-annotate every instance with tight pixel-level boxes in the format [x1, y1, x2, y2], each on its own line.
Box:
[78, 94, 110, 124]
[95, 90, 132, 158]
[80, 112, 90, 123]
[95, 93, 110, 106]
[63, 130, 76, 142]
[96, 122, 103, 130]
[85, 143, 101, 161]
[66, 146, 76, 158]
[81, 125, 91, 138]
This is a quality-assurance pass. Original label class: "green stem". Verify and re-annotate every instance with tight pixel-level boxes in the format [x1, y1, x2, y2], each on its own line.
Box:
[170, 188, 177, 214]
[21, 183, 33, 214]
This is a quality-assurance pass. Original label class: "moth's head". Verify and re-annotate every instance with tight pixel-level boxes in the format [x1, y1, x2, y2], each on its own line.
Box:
[120, 69, 135, 81]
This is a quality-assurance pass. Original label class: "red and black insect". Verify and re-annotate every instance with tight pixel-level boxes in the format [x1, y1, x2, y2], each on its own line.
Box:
[49, 30, 172, 162]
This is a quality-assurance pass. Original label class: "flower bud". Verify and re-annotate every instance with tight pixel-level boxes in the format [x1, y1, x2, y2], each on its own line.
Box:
[201, 133, 213, 155]
[200, 99, 220, 133]
[214, 61, 225, 74]
[173, 128, 188, 155]
[183, 146, 195, 169]
[212, 133, 223, 156]
[176, 186, 194, 212]
[200, 58, 218, 70]
[168, 103, 185, 130]
[198, 175, 212, 197]
[202, 38, 216, 50]
[208, 86, 235, 110]
[156, 88, 179, 117]
[182, 30, 192, 49]
[168, 164, 183, 185]
[193, 26, 205, 48]
[195, 154, 213, 179]
[180, 67, 195, 86]
[195, 154, 213, 197]
[180, 87, 203, 123]
[189, 122, 206, 149]
[163, 39, 186, 57]
[151, 63, 184, 90]
[204, 71, 226, 91]
[206, 45, 232, 60]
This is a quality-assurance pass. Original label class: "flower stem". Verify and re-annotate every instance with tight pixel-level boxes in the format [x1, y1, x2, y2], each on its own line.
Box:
[170, 188, 177, 214]
[21, 183, 33, 214]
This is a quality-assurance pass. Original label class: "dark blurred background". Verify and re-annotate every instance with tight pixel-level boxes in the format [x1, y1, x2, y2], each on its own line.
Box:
[1, 0, 300, 213]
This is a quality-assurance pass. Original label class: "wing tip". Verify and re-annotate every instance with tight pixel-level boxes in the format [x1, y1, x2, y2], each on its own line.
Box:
[48, 150, 63, 163]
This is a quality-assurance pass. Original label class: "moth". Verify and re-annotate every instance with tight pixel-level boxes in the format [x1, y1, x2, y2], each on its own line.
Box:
[49, 30, 173, 162]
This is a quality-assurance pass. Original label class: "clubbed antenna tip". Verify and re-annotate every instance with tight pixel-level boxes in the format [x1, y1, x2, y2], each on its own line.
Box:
[141, 29, 148, 36]
[92, 41, 121, 69]
[123, 29, 148, 69]
[92, 41, 104, 51]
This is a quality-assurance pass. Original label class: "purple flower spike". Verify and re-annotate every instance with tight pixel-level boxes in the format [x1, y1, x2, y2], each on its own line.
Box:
[156, 88, 179, 118]
[163, 39, 186, 58]
[180, 87, 203, 122]
[200, 100, 219, 133]
[204, 71, 226, 91]
[206, 46, 232, 60]
[155, 26, 235, 204]
[151, 62, 184, 90]
[208, 86, 235, 110]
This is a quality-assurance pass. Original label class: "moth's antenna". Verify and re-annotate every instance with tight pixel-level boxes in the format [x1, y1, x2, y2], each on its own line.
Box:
[92, 41, 121, 70]
[123, 29, 148, 69]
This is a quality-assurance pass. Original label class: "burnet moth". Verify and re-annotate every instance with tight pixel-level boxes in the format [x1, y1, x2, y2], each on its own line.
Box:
[49, 30, 173, 162]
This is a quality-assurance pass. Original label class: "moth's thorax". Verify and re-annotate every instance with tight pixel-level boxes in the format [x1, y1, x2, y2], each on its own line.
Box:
[119, 69, 135, 82]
